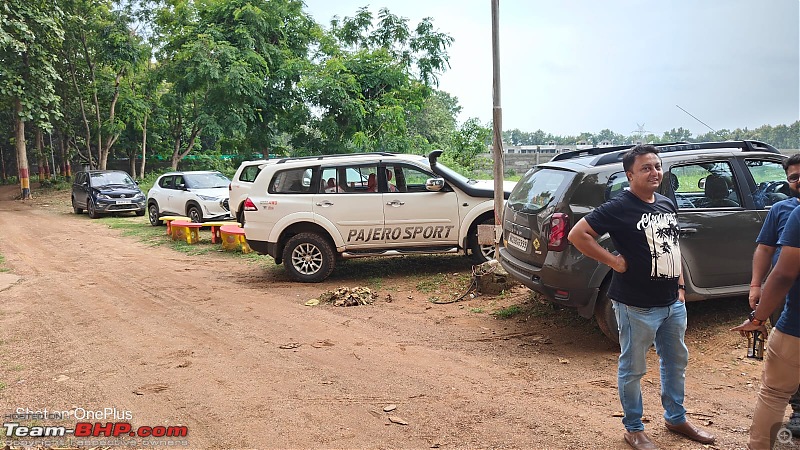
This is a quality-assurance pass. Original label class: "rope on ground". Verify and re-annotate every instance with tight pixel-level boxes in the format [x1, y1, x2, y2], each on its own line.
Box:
[429, 261, 499, 304]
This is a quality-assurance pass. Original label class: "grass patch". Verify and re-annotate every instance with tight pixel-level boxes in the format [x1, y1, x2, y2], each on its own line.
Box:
[0, 381, 5, 391]
[0, 254, 8, 273]
[491, 304, 524, 319]
[103, 216, 274, 262]
[470, 307, 484, 313]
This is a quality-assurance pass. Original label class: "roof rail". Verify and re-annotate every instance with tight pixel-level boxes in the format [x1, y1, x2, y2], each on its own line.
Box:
[551, 140, 779, 166]
[275, 152, 397, 164]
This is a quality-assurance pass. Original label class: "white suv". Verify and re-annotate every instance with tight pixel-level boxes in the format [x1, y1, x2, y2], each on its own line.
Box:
[147, 171, 232, 224]
[229, 160, 275, 224]
[243, 151, 515, 282]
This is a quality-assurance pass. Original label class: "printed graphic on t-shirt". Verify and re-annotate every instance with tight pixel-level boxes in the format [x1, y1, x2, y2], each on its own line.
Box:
[636, 212, 681, 279]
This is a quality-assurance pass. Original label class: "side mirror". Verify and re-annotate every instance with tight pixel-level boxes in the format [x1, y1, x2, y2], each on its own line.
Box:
[177, 183, 187, 190]
[425, 178, 445, 192]
[697, 178, 706, 189]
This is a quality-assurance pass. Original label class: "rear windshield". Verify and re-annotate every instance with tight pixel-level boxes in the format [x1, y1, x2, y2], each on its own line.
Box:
[508, 168, 570, 213]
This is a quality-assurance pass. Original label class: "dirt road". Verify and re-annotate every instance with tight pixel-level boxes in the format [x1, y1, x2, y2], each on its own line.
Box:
[0, 185, 789, 449]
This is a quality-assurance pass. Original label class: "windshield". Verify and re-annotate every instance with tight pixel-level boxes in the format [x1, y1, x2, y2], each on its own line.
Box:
[91, 172, 135, 187]
[184, 172, 231, 189]
[507, 168, 569, 213]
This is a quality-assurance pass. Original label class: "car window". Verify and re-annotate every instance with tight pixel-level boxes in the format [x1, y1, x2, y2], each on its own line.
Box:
[184, 172, 230, 189]
[173, 175, 185, 189]
[395, 165, 434, 193]
[318, 165, 377, 193]
[239, 164, 262, 182]
[745, 159, 790, 209]
[670, 161, 741, 209]
[158, 176, 173, 189]
[508, 168, 569, 213]
[270, 168, 317, 194]
[605, 171, 629, 201]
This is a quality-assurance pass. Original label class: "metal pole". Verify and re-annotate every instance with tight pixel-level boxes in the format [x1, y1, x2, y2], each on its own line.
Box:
[491, 0, 504, 257]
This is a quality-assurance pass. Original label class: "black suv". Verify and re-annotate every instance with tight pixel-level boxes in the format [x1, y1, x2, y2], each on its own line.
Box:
[499, 140, 789, 342]
[71, 170, 146, 219]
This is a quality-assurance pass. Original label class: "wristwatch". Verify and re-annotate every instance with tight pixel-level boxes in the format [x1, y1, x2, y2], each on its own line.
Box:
[677, 284, 686, 291]
[749, 310, 767, 326]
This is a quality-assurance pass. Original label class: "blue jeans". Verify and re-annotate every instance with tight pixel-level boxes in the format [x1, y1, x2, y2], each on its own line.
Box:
[613, 299, 689, 432]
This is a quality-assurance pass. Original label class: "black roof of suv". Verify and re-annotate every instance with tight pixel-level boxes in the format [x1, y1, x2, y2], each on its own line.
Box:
[499, 140, 788, 342]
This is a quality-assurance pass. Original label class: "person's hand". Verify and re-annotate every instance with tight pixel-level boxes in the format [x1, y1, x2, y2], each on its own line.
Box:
[611, 254, 627, 273]
[678, 289, 686, 303]
[730, 319, 768, 338]
[748, 285, 761, 310]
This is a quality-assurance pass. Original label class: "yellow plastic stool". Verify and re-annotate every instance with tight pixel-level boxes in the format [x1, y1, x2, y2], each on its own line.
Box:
[161, 216, 190, 235]
[220, 225, 251, 253]
[170, 220, 202, 244]
[203, 221, 241, 244]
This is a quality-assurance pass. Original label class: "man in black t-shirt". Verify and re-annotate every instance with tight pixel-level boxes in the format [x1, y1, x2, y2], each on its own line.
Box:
[569, 145, 715, 450]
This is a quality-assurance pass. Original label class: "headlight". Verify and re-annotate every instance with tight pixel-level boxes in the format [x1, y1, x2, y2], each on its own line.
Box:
[133, 193, 145, 201]
[97, 194, 111, 200]
[196, 194, 220, 201]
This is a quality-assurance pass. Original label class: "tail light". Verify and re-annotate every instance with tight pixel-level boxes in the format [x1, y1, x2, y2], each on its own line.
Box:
[243, 197, 258, 211]
[228, 183, 231, 191]
[547, 213, 570, 251]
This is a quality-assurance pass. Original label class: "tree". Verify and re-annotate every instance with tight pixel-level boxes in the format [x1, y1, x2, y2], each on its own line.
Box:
[0, 0, 64, 198]
[59, 0, 147, 170]
[299, 6, 454, 154]
[154, 0, 316, 169]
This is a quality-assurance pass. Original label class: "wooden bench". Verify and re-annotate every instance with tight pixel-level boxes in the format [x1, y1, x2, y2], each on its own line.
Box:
[170, 220, 203, 244]
[161, 216, 191, 235]
[202, 221, 241, 244]
[220, 225, 251, 253]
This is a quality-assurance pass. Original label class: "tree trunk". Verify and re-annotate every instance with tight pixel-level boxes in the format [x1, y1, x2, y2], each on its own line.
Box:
[139, 113, 148, 179]
[36, 128, 47, 181]
[14, 99, 31, 199]
[1, 146, 7, 182]
[59, 131, 71, 180]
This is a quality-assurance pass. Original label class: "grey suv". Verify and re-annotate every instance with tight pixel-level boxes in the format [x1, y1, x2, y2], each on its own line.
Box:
[499, 140, 789, 342]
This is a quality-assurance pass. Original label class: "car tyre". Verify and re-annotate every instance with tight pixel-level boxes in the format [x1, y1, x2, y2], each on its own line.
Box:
[87, 198, 100, 219]
[282, 232, 335, 283]
[72, 197, 83, 214]
[188, 205, 203, 223]
[148, 203, 163, 226]
[135, 209, 145, 217]
[594, 280, 620, 344]
[468, 218, 496, 263]
[236, 208, 245, 227]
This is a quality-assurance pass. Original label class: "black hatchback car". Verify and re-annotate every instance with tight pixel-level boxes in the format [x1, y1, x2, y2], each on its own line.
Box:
[499, 140, 789, 342]
[71, 170, 146, 219]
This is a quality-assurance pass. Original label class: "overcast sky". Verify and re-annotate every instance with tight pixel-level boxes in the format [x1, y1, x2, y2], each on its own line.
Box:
[302, 0, 799, 137]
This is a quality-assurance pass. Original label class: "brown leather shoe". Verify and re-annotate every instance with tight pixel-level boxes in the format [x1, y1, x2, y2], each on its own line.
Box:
[624, 430, 658, 450]
[665, 420, 715, 444]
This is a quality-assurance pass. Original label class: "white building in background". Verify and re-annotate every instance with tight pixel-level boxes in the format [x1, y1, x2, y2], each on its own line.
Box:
[503, 140, 616, 154]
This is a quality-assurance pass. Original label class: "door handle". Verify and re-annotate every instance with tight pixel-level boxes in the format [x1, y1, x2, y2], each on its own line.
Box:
[386, 200, 405, 206]
[315, 201, 334, 207]
[680, 227, 697, 235]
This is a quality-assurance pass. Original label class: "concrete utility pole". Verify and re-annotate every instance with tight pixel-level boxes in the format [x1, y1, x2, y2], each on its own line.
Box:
[491, 0, 504, 253]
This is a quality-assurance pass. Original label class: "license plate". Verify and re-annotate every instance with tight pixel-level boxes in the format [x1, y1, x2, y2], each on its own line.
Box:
[507, 233, 528, 252]
[115, 199, 132, 204]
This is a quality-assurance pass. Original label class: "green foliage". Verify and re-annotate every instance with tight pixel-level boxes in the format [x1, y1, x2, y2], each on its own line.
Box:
[0, 0, 65, 129]
[491, 304, 524, 319]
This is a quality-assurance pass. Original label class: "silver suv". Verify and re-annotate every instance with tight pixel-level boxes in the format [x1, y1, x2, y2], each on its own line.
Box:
[243, 151, 514, 282]
[499, 140, 788, 342]
[147, 171, 231, 224]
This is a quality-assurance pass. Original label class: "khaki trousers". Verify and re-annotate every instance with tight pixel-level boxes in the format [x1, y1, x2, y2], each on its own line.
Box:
[749, 329, 800, 449]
